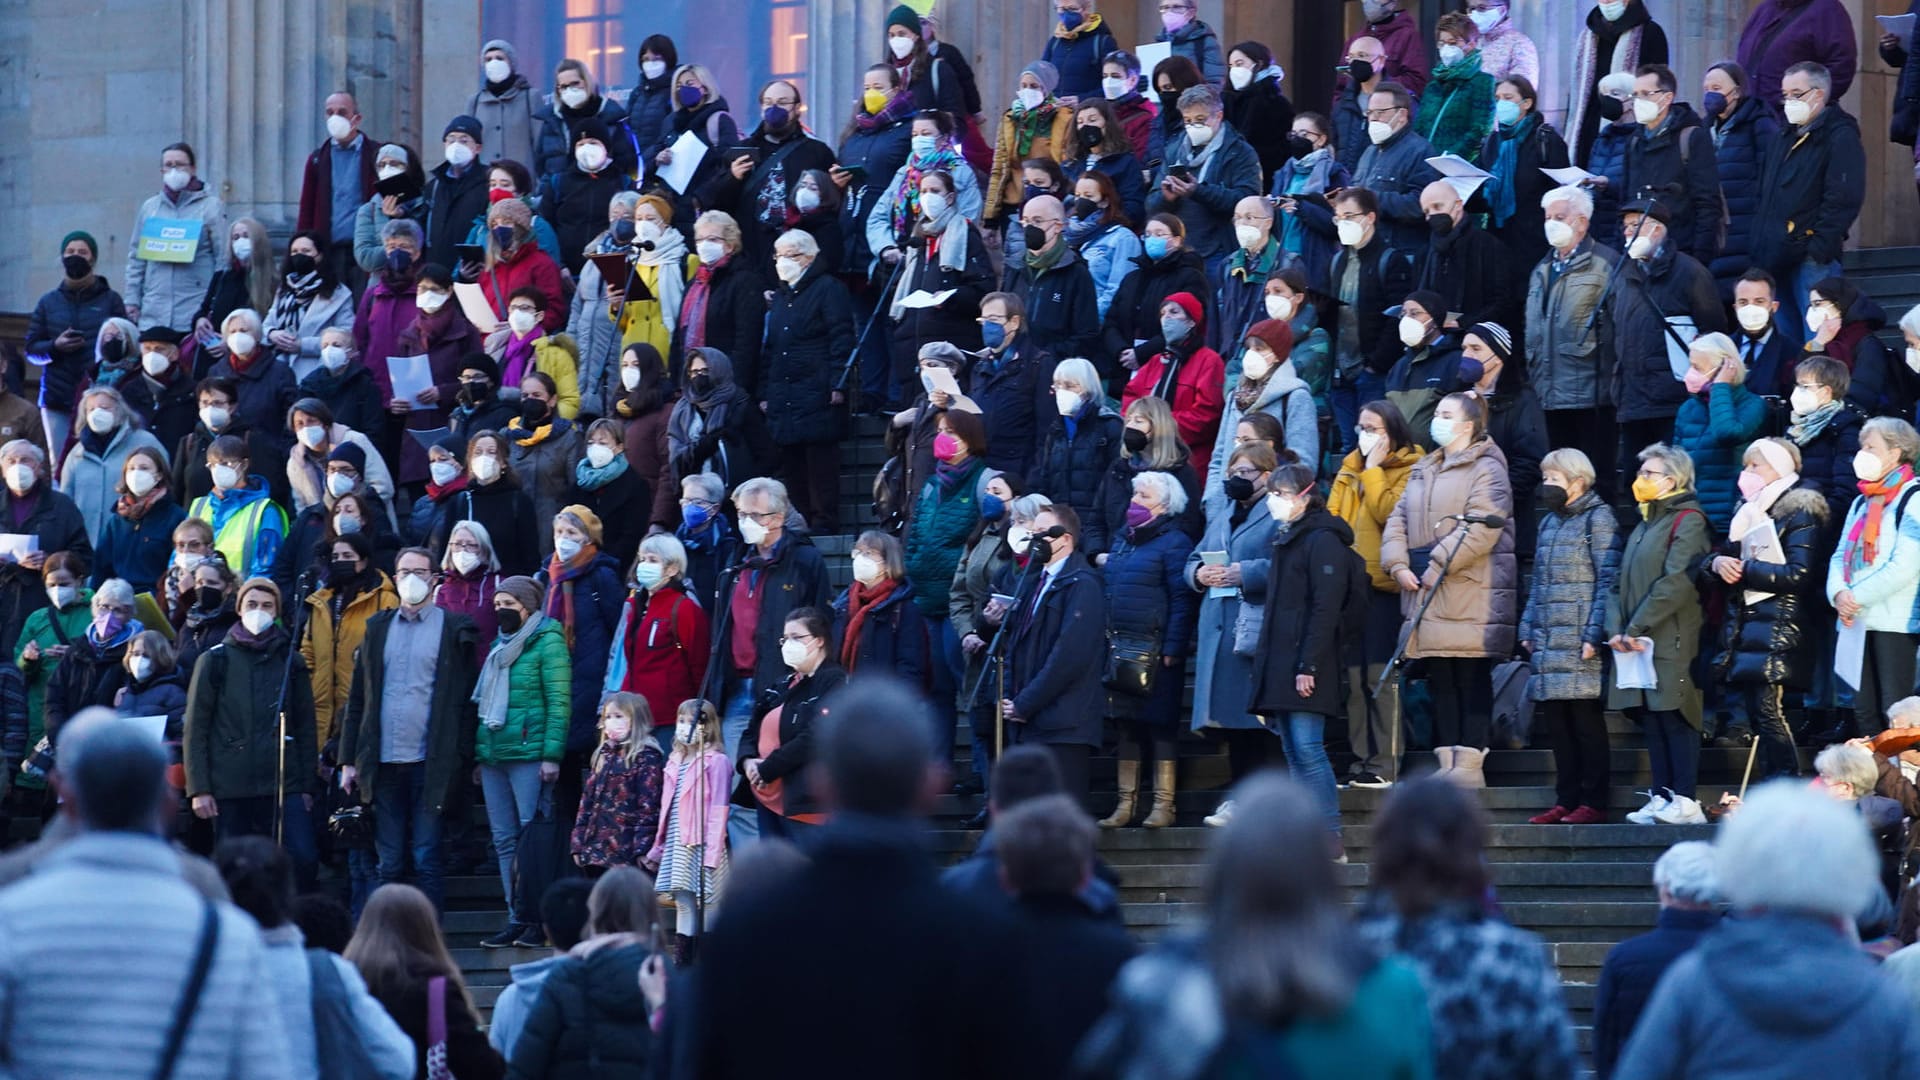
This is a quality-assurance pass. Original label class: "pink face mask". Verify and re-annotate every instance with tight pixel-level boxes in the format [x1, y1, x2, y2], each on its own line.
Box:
[1737, 469, 1766, 501]
[932, 432, 961, 462]
[1682, 365, 1714, 395]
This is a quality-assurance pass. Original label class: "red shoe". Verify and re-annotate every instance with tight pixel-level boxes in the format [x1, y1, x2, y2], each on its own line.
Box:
[1528, 805, 1570, 824]
[1560, 805, 1606, 825]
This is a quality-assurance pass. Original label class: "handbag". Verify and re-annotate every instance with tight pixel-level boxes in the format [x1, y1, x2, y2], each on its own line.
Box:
[425, 975, 455, 1080]
[1231, 599, 1265, 658]
[1102, 633, 1159, 698]
[512, 784, 571, 923]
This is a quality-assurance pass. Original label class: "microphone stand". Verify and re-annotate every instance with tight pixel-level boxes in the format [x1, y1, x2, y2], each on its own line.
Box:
[836, 256, 907, 394]
[1578, 212, 1651, 340]
[1373, 518, 1500, 772]
[965, 540, 1049, 759]
[272, 566, 319, 846]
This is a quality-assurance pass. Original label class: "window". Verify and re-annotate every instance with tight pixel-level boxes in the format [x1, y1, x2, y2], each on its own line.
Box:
[768, 0, 809, 105]
[564, 0, 626, 90]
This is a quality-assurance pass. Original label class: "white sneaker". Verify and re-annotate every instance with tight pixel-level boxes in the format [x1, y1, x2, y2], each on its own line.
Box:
[1624, 789, 1671, 825]
[1204, 801, 1234, 828]
[1653, 794, 1707, 825]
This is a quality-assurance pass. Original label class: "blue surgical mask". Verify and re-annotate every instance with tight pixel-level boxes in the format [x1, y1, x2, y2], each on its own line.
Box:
[1143, 235, 1170, 260]
[1160, 315, 1191, 343]
[980, 493, 1006, 521]
[1429, 417, 1457, 446]
[980, 320, 1007, 349]
[1701, 91, 1728, 119]
[634, 561, 664, 588]
[911, 134, 937, 157]
[1494, 98, 1521, 127]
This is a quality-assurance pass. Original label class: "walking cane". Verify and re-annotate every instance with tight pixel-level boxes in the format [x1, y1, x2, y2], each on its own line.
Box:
[1734, 686, 1773, 802]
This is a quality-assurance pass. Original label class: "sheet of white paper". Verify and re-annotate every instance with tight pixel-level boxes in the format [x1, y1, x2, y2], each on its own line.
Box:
[452, 282, 501, 334]
[123, 714, 169, 745]
[1880, 14, 1916, 53]
[0, 534, 39, 563]
[1425, 154, 1491, 201]
[1836, 618, 1867, 690]
[898, 288, 957, 310]
[657, 128, 710, 194]
[1612, 637, 1658, 691]
[1200, 551, 1233, 598]
[1135, 42, 1173, 78]
[387, 355, 434, 412]
[1738, 518, 1784, 607]
[923, 365, 964, 398]
[1541, 165, 1599, 186]
[1663, 315, 1700, 379]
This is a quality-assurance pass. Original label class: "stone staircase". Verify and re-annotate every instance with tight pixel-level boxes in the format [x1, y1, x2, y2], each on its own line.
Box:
[1847, 244, 1920, 325]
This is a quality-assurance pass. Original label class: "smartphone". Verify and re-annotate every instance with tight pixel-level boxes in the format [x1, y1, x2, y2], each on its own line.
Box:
[1166, 165, 1196, 183]
[453, 243, 487, 265]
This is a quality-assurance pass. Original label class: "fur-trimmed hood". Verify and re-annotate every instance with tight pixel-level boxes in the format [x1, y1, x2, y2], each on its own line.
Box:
[1768, 485, 1831, 525]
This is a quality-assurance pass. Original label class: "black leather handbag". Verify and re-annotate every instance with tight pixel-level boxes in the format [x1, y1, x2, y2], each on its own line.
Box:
[1102, 634, 1160, 698]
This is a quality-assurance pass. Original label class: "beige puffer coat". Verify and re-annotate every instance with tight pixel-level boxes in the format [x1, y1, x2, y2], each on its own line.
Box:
[1379, 436, 1517, 658]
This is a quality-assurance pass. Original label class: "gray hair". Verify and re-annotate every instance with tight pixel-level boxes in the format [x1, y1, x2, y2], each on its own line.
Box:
[92, 578, 136, 611]
[0, 439, 45, 467]
[1887, 695, 1920, 729]
[442, 519, 502, 573]
[609, 190, 643, 217]
[732, 476, 790, 514]
[681, 472, 725, 505]
[1176, 84, 1223, 116]
[853, 529, 907, 581]
[1052, 357, 1102, 397]
[773, 229, 819, 258]
[1541, 184, 1593, 219]
[1132, 470, 1189, 516]
[1637, 442, 1695, 492]
[381, 217, 425, 247]
[1785, 61, 1832, 94]
[79, 384, 133, 424]
[1813, 743, 1880, 798]
[220, 308, 264, 337]
[637, 532, 688, 576]
[1651, 840, 1720, 906]
[696, 210, 743, 250]
[1716, 780, 1880, 919]
[1900, 303, 1920, 342]
[1008, 493, 1053, 525]
[1688, 332, 1746, 384]
[1539, 447, 1596, 489]
[1861, 416, 1920, 466]
[60, 708, 168, 834]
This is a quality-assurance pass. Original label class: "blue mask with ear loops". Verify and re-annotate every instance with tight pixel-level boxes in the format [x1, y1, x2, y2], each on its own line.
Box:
[980, 493, 1006, 521]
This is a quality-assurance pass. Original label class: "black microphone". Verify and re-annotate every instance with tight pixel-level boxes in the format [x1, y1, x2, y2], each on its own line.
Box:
[1448, 513, 1506, 529]
[632, 240, 656, 252]
[1037, 525, 1068, 539]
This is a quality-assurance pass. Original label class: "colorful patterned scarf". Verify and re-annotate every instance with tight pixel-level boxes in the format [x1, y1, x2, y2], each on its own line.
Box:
[889, 144, 965, 240]
[1846, 464, 1915, 580]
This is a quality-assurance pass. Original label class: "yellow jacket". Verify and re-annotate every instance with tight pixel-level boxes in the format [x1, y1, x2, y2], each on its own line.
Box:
[300, 573, 398, 748]
[488, 332, 582, 419]
[985, 107, 1075, 220]
[616, 254, 699, 360]
[1327, 445, 1424, 592]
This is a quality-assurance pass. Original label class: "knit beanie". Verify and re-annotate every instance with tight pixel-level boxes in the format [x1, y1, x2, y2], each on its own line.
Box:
[497, 575, 545, 614]
[1163, 291, 1205, 326]
[1404, 289, 1446, 323]
[443, 114, 484, 143]
[61, 231, 98, 259]
[557, 504, 605, 545]
[1463, 321, 1514, 364]
[325, 442, 366, 474]
[1022, 61, 1061, 96]
[575, 117, 613, 148]
[458, 352, 500, 383]
[887, 4, 923, 36]
[487, 195, 533, 230]
[636, 193, 675, 226]
[1244, 318, 1295, 359]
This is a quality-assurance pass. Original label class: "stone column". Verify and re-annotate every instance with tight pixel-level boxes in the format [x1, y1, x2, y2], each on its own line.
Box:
[807, 0, 886, 146]
[1511, 0, 1749, 135]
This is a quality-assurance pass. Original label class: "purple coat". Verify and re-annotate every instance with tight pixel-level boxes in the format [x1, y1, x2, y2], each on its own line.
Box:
[351, 272, 418, 403]
[1736, 0, 1857, 110]
[391, 309, 480, 484]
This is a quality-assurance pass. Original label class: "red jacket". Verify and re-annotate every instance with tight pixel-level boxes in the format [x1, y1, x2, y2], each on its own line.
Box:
[296, 135, 382, 246]
[474, 247, 567, 335]
[618, 583, 712, 730]
[1123, 345, 1226, 485]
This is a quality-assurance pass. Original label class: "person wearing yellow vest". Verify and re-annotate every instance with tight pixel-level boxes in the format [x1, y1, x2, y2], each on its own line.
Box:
[186, 434, 288, 582]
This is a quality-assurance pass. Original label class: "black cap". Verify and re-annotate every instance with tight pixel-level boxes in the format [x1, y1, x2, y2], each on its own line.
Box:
[1619, 198, 1671, 226]
[443, 114, 484, 142]
[137, 325, 185, 346]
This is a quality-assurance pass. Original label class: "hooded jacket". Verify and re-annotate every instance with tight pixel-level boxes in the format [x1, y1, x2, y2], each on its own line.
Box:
[505, 944, 655, 1080]
[124, 183, 228, 332]
[1251, 507, 1359, 718]
[665, 348, 776, 491]
[1379, 437, 1518, 659]
[183, 625, 319, 798]
[467, 40, 543, 167]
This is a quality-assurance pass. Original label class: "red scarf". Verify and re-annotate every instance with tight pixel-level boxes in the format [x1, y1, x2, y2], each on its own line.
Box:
[542, 542, 600, 646]
[425, 472, 469, 502]
[680, 255, 724, 350]
[838, 578, 898, 670]
[115, 487, 169, 521]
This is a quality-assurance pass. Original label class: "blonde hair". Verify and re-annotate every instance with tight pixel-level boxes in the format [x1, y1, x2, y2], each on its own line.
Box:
[591, 692, 654, 772]
[672, 698, 723, 759]
[1123, 395, 1186, 469]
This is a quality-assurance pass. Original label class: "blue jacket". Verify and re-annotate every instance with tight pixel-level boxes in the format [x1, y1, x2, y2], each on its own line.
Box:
[835, 118, 914, 269]
[1669, 381, 1768, 532]
[1351, 124, 1441, 253]
[1827, 471, 1920, 634]
[1068, 221, 1143, 322]
[1102, 513, 1197, 659]
[1007, 552, 1108, 747]
[1042, 22, 1119, 102]
[92, 496, 188, 596]
[968, 339, 1051, 479]
[830, 579, 930, 690]
[938, 826, 1119, 919]
[1592, 906, 1717, 1079]
[1707, 97, 1780, 300]
[538, 552, 625, 754]
[1035, 402, 1124, 554]
[1585, 118, 1638, 244]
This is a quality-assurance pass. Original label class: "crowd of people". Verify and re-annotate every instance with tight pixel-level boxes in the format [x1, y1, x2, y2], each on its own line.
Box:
[7, 0, 1920, 1075]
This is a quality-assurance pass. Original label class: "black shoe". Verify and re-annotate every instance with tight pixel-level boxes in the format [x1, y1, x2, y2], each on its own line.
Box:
[481, 924, 525, 949]
[1803, 724, 1850, 748]
[513, 925, 548, 948]
[1712, 729, 1754, 749]
[951, 775, 984, 797]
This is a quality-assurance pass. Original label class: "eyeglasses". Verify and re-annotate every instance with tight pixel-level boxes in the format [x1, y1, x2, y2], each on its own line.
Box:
[395, 568, 432, 580]
[978, 314, 1010, 326]
[1227, 466, 1264, 480]
[1230, 214, 1268, 226]
[742, 509, 783, 524]
[1364, 106, 1405, 120]
[1156, 2, 1191, 11]
[776, 634, 815, 646]
[761, 96, 800, 109]
[1630, 90, 1671, 101]
[1333, 212, 1369, 223]
[1783, 88, 1820, 102]
[1636, 468, 1669, 480]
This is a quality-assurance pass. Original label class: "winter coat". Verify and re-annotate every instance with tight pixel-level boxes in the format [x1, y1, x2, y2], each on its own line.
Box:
[1214, 239, 1303, 360]
[369, 968, 505, 1080]
[120, 373, 195, 457]
[59, 427, 168, 547]
[950, 527, 1013, 700]
[887, 220, 995, 364]
[207, 351, 298, 439]
[1707, 97, 1781, 299]
[1611, 913, 1920, 1080]
[566, 464, 646, 569]
[1250, 507, 1358, 718]
[1329, 233, 1423, 379]
[27, 277, 127, 409]
[1891, 1, 1920, 145]
[1184, 496, 1275, 732]
[92, 494, 188, 596]
[1703, 485, 1828, 689]
[1670, 382, 1768, 531]
[1331, 82, 1370, 176]
[533, 95, 637, 184]
[0, 485, 92, 659]
[1519, 491, 1621, 702]
[1749, 105, 1866, 276]
[123, 184, 227, 332]
[1414, 54, 1495, 164]
[968, 338, 1052, 478]
[664, 365, 776, 496]
[294, 361, 383, 439]
[339, 608, 479, 815]
[267, 283, 355, 382]
[1036, 401, 1124, 554]
[1611, 245, 1726, 424]
[1223, 76, 1295, 184]
[1384, 333, 1467, 443]
[1417, 221, 1519, 335]
[286, 426, 394, 516]
[1585, 119, 1637, 243]
[863, 151, 986, 265]
[609, 582, 711, 733]
[1201, 362, 1317, 522]
[1123, 341, 1226, 480]
[1734, 0, 1858, 110]
[1351, 125, 1442, 253]
[1604, 492, 1711, 723]
[434, 569, 503, 659]
[182, 627, 319, 798]
[1328, 444, 1424, 593]
[505, 944, 655, 1080]
[1570, 2, 1670, 166]
[1099, 452, 1204, 548]
[434, 480, 542, 577]
[1002, 246, 1101, 366]
[469, 73, 542, 167]
[1826, 471, 1920, 634]
[1620, 104, 1722, 262]
[422, 161, 491, 272]
[1063, 153, 1148, 225]
[540, 166, 632, 277]
[1269, 156, 1350, 294]
[301, 573, 399, 748]
[1158, 18, 1227, 86]
[1815, 294, 1911, 421]
[1099, 247, 1211, 377]
[1379, 437, 1518, 659]
[116, 671, 187, 743]
[985, 106, 1074, 223]
[904, 457, 986, 619]
[353, 190, 429, 273]
[1042, 19, 1119, 101]
[836, 116, 914, 270]
[762, 261, 853, 446]
[830, 581, 930, 688]
[42, 630, 132, 746]
[709, 535, 832, 694]
[1145, 123, 1263, 261]
[1339, 12, 1430, 99]
[352, 272, 418, 394]
[1006, 552, 1108, 747]
[626, 75, 673, 155]
[1789, 402, 1864, 522]
[273, 500, 398, 596]
[1477, 117, 1570, 274]
[12, 590, 90, 790]
[1591, 906, 1719, 1079]
[538, 552, 625, 752]
[474, 618, 572, 766]
[475, 248, 568, 338]
[695, 129, 837, 264]
[1525, 239, 1618, 412]
[742, 664, 846, 818]
[1103, 511, 1197, 661]
[1483, 384, 1550, 556]
[666, 254, 767, 396]
[564, 238, 623, 413]
[569, 744, 664, 870]
[507, 419, 584, 560]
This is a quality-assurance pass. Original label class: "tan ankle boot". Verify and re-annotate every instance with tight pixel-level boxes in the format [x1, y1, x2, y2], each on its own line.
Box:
[1433, 746, 1456, 776]
[1142, 760, 1178, 828]
[1450, 747, 1487, 789]
[1099, 761, 1139, 828]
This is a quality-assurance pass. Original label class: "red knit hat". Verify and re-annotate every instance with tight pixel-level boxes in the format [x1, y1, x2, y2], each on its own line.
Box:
[1162, 291, 1205, 329]
[1244, 318, 1294, 358]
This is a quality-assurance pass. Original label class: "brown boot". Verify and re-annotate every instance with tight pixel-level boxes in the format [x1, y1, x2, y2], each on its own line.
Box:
[1098, 761, 1139, 828]
[1142, 760, 1178, 828]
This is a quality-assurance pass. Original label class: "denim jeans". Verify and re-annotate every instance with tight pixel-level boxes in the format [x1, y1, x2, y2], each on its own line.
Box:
[373, 761, 444, 911]
[928, 619, 963, 764]
[722, 678, 761, 849]
[1331, 370, 1386, 455]
[1279, 712, 1341, 837]
[217, 793, 319, 890]
[755, 806, 821, 844]
[479, 762, 544, 924]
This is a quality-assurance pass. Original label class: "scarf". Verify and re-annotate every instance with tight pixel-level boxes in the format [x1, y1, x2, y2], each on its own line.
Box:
[889, 203, 971, 321]
[1847, 465, 1915, 580]
[1788, 399, 1844, 444]
[225, 347, 263, 374]
[226, 619, 285, 651]
[1235, 359, 1289, 413]
[1008, 98, 1059, 159]
[266, 272, 322, 343]
[680, 254, 724, 350]
[1023, 235, 1069, 275]
[510, 418, 557, 447]
[1064, 215, 1105, 249]
[473, 611, 550, 729]
[933, 458, 971, 493]
[1052, 11, 1104, 39]
[115, 487, 169, 522]
[839, 577, 899, 670]
[573, 452, 630, 491]
[1638, 488, 1690, 521]
[889, 145, 965, 239]
[635, 228, 690, 334]
[1571, 16, 1644, 157]
[1487, 111, 1539, 228]
[79, 426, 113, 457]
[425, 471, 469, 503]
[853, 87, 915, 134]
[1728, 471, 1799, 550]
[501, 330, 539, 388]
[543, 543, 599, 646]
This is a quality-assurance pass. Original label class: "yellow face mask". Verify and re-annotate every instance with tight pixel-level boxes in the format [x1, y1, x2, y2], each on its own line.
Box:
[1631, 475, 1669, 505]
[863, 89, 891, 115]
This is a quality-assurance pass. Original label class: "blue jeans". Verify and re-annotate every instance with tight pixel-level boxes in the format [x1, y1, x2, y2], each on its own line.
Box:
[478, 762, 544, 924]
[1279, 712, 1341, 837]
[217, 793, 319, 888]
[1780, 258, 1844, 342]
[1331, 369, 1386, 454]
[373, 762, 444, 911]
[722, 678, 761, 849]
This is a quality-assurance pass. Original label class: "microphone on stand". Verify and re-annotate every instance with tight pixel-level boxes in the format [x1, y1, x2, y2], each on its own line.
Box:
[1447, 512, 1507, 529]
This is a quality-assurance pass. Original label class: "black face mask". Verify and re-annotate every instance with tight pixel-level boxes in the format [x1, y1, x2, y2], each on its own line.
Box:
[62, 254, 93, 280]
[1286, 133, 1316, 160]
[1223, 475, 1255, 502]
[1023, 224, 1050, 251]
[1597, 95, 1625, 123]
[195, 585, 225, 611]
[99, 338, 126, 364]
[690, 373, 714, 395]
[1076, 124, 1102, 150]
[1427, 212, 1455, 237]
[1539, 483, 1569, 513]
[1022, 183, 1046, 204]
[1029, 536, 1054, 565]
[519, 398, 550, 426]
[1071, 196, 1101, 219]
[496, 607, 525, 634]
[286, 253, 318, 276]
[457, 380, 492, 407]
[1159, 91, 1181, 113]
[1344, 59, 1375, 85]
[329, 558, 360, 582]
[1122, 427, 1149, 454]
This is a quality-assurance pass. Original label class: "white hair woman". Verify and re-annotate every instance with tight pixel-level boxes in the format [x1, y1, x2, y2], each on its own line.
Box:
[609, 531, 711, 757]
[1590, 838, 1721, 1075]
[1828, 416, 1920, 740]
[210, 306, 299, 434]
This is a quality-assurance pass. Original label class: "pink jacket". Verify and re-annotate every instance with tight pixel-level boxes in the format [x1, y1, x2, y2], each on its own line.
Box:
[647, 748, 732, 871]
[1476, 21, 1540, 86]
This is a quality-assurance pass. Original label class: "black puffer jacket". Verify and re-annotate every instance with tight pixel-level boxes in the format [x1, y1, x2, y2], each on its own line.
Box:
[1789, 402, 1864, 522]
[540, 165, 631, 275]
[1035, 399, 1124, 554]
[1704, 486, 1829, 688]
[506, 944, 653, 1080]
[26, 277, 127, 410]
[1609, 245, 1726, 424]
[762, 261, 854, 446]
[1251, 507, 1360, 718]
[888, 220, 996, 359]
[1099, 248, 1210, 381]
[670, 256, 769, 392]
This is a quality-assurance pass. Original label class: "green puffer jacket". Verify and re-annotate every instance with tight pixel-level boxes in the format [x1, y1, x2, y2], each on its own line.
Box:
[474, 618, 572, 766]
[903, 458, 986, 620]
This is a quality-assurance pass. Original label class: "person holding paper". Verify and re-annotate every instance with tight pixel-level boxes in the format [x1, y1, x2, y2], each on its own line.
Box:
[1413, 14, 1495, 164]
[390, 264, 483, 486]
[355, 218, 424, 405]
[115, 628, 188, 753]
[1699, 437, 1825, 780]
[647, 63, 740, 226]
[1476, 76, 1568, 273]
[1827, 418, 1920, 740]
[609, 194, 694, 364]
[0, 440, 92, 658]
[537, 118, 630, 277]
[1606, 442, 1711, 823]
[123, 142, 227, 334]
[885, 169, 994, 398]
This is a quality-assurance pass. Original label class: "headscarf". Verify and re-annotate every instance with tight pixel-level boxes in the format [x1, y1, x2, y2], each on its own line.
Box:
[888, 139, 965, 240]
